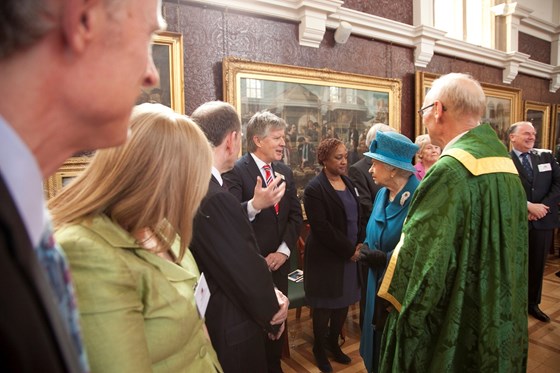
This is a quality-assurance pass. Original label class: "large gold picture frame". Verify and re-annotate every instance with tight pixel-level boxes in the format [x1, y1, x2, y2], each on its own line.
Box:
[44, 157, 90, 199]
[223, 57, 402, 197]
[415, 72, 523, 147]
[524, 100, 551, 150]
[137, 31, 185, 113]
[44, 34, 185, 199]
[551, 104, 560, 155]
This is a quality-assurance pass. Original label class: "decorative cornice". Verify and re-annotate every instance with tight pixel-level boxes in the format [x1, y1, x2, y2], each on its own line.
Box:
[326, 7, 417, 47]
[411, 25, 447, 68]
[550, 65, 560, 92]
[296, 0, 343, 47]
[180, 0, 560, 91]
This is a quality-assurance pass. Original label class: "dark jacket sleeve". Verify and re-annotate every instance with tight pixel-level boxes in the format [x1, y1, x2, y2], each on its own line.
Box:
[191, 191, 280, 333]
[349, 163, 373, 217]
[281, 166, 303, 254]
[539, 151, 560, 207]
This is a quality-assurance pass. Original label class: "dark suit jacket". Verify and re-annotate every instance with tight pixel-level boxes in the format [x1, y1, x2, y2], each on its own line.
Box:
[348, 156, 381, 234]
[303, 171, 365, 299]
[510, 149, 560, 230]
[224, 154, 303, 294]
[0, 175, 81, 372]
[190, 176, 280, 372]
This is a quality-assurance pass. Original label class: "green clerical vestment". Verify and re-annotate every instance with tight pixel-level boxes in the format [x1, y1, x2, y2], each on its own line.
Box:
[378, 124, 528, 373]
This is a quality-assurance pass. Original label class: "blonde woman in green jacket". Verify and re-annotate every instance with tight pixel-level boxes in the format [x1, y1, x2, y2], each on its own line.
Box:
[49, 103, 222, 373]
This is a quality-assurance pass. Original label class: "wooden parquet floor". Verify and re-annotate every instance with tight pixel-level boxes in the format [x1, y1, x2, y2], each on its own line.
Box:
[281, 254, 560, 373]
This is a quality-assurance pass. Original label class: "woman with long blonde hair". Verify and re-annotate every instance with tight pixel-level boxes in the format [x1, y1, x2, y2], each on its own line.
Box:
[49, 103, 222, 373]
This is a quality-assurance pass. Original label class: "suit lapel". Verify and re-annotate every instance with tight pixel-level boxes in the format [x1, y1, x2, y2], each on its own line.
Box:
[511, 150, 533, 184]
[528, 151, 538, 180]
[245, 154, 266, 188]
[0, 175, 81, 371]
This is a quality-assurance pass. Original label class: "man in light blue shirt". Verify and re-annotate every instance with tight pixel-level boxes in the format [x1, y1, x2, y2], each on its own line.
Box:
[0, 0, 166, 371]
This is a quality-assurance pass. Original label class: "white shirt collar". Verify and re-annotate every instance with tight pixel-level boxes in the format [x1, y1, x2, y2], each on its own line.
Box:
[0, 115, 45, 247]
[512, 148, 526, 158]
[211, 166, 223, 186]
[250, 152, 268, 170]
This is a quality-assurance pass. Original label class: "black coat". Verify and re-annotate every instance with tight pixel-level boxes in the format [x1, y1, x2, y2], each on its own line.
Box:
[190, 176, 280, 373]
[511, 149, 560, 230]
[348, 156, 382, 234]
[224, 154, 303, 295]
[0, 175, 82, 372]
[303, 171, 365, 299]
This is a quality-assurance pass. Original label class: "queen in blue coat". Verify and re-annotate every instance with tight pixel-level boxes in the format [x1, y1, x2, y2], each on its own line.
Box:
[358, 131, 421, 373]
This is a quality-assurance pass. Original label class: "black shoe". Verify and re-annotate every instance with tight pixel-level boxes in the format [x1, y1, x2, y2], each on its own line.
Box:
[556, 271, 560, 278]
[313, 343, 333, 372]
[528, 305, 550, 322]
[325, 338, 351, 364]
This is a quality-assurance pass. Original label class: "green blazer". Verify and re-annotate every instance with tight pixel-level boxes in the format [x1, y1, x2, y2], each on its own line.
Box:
[55, 214, 222, 373]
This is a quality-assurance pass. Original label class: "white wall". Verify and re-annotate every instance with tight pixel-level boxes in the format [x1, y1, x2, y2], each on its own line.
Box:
[515, 0, 559, 25]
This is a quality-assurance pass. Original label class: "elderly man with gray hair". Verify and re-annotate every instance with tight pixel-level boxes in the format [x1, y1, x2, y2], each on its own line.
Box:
[0, 0, 165, 372]
[378, 73, 528, 372]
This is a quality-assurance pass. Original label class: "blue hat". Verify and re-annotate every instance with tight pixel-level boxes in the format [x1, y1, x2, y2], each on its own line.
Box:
[363, 131, 418, 173]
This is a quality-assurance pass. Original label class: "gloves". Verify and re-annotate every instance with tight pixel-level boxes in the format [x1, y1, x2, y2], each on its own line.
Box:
[357, 243, 387, 270]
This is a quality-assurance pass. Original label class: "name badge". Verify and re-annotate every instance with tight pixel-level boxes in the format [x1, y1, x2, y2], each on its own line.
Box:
[538, 163, 552, 172]
[194, 272, 211, 319]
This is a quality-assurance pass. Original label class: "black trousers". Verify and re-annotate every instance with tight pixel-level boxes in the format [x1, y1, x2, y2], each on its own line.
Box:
[528, 228, 553, 305]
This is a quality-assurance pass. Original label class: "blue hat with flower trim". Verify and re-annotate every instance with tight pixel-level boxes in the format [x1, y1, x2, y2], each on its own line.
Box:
[363, 131, 418, 173]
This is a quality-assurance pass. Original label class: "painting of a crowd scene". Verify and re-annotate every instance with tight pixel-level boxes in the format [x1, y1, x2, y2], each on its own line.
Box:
[223, 57, 402, 197]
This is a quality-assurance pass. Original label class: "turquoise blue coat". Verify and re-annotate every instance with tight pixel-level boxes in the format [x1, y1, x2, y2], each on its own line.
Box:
[359, 175, 419, 372]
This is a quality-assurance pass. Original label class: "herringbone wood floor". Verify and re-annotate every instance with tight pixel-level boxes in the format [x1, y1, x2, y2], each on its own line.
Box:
[281, 254, 560, 373]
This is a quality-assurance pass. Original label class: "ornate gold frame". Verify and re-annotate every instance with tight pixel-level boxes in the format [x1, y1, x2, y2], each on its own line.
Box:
[138, 31, 184, 113]
[524, 100, 551, 149]
[44, 157, 90, 199]
[415, 72, 523, 146]
[551, 104, 560, 152]
[223, 57, 402, 133]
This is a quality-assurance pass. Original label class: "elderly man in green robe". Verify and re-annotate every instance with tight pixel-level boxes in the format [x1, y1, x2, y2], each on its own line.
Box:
[378, 73, 528, 373]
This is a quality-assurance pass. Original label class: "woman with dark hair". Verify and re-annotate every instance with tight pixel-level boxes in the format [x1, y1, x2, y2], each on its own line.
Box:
[303, 138, 364, 373]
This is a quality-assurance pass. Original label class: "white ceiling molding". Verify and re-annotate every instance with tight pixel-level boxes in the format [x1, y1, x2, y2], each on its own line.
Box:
[412, 25, 447, 68]
[515, 3, 560, 41]
[297, 0, 343, 47]
[182, 0, 560, 91]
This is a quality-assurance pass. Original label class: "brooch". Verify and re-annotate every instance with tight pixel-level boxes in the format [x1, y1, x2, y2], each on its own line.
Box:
[400, 191, 411, 206]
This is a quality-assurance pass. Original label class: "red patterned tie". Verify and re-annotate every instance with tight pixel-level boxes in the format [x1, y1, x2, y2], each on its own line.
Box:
[263, 164, 279, 214]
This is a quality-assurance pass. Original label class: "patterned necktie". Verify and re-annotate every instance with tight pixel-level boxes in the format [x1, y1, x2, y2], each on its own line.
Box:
[521, 152, 533, 177]
[35, 216, 90, 372]
[263, 164, 279, 214]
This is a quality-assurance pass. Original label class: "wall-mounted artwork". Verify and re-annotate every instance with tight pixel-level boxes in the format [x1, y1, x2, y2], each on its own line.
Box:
[136, 32, 184, 113]
[415, 72, 523, 147]
[524, 100, 551, 150]
[44, 157, 90, 199]
[223, 57, 402, 197]
[551, 105, 560, 158]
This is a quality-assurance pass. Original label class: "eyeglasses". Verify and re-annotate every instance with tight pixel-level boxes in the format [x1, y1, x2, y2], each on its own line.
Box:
[417, 103, 435, 117]
[417, 102, 447, 118]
